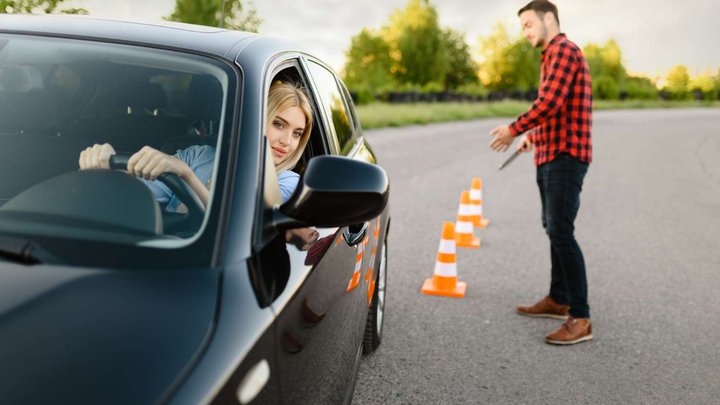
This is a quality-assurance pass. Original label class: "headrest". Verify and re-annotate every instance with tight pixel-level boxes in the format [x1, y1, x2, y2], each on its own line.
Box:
[114, 82, 167, 111]
[0, 66, 44, 93]
[187, 75, 223, 126]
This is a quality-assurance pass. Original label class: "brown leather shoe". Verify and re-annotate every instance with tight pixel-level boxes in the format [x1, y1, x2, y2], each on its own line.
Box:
[545, 317, 593, 345]
[516, 296, 569, 320]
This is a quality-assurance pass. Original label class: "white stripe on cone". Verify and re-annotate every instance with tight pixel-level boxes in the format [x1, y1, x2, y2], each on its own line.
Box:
[433, 261, 457, 278]
[455, 220, 473, 234]
[438, 239, 456, 254]
[458, 204, 474, 216]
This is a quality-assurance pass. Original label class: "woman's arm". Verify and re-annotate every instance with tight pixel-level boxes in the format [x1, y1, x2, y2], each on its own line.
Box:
[127, 146, 210, 208]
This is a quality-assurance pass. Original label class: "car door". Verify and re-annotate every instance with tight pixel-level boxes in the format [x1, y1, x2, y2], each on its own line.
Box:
[258, 59, 367, 405]
[303, 58, 379, 340]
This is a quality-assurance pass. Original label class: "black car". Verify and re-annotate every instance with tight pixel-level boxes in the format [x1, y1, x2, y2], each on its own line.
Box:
[0, 14, 389, 404]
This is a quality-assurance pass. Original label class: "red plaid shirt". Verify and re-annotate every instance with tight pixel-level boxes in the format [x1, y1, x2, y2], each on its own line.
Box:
[509, 34, 593, 166]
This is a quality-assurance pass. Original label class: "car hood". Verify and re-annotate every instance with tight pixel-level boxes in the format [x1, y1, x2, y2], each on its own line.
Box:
[0, 260, 219, 404]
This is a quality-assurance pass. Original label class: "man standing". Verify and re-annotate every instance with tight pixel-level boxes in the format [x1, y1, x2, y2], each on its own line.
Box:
[489, 0, 593, 345]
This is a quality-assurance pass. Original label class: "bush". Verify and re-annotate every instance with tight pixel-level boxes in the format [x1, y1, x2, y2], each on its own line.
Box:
[624, 77, 658, 100]
[420, 81, 444, 93]
[455, 83, 488, 98]
[349, 86, 376, 105]
[662, 87, 690, 101]
[689, 86, 718, 101]
[593, 75, 620, 100]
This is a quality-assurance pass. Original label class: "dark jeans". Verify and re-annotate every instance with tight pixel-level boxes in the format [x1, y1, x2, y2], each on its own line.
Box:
[536, 153, 589, 318]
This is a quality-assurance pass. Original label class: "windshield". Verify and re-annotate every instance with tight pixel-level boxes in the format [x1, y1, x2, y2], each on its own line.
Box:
[0, 33, 237, 267]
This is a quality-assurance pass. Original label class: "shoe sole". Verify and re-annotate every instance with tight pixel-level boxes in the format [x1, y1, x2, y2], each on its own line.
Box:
[516, 309, 569, 320]
[545, 334, 593, 345]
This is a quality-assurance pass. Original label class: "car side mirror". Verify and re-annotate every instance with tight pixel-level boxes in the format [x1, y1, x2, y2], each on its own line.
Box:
[271, 156, 389, 229]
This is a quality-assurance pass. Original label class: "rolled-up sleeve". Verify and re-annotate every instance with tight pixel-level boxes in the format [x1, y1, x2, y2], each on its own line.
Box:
[278, 171, 300, 202]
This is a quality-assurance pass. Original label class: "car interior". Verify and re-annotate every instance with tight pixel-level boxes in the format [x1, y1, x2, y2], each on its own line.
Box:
[0, 36, 230, 242]
[0, 36, 330, 245]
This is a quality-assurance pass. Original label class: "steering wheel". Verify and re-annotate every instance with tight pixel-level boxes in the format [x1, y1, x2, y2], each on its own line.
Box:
[109, 154, 205, 230]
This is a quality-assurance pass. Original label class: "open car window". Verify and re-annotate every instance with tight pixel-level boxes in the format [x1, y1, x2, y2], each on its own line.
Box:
[0, 33, 238, 266]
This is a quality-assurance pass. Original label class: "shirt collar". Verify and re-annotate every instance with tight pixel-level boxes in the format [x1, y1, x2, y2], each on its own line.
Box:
[541, 33, 566, 56]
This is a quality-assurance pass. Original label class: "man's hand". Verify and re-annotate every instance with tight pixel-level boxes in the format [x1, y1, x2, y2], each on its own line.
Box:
[516, 135, 533, 153]
[286, 227, 320, 251]
[489, 125, 514, 152]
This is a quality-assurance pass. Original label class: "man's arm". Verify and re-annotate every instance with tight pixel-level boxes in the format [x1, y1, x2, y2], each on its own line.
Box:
[509, 44, 579, 136]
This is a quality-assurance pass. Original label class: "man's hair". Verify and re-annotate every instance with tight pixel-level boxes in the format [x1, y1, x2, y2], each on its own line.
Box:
[518, 0, 559, 25]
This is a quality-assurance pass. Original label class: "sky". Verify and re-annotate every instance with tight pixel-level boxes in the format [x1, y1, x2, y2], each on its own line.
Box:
[60, 0, 718, 79]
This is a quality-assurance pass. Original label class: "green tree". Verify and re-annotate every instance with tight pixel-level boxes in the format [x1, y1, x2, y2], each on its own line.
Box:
[583, 39, 626, 99]
[442, 29, 479, 90]
[0, 0, 87, 14]
[665, 65, 690, 100]
[166, 0, 261, 32]
[384, 0, 448, 86]
[689, 70, 717, 100]
[343, 28, 395, 101]
[478, 23, 540, 92]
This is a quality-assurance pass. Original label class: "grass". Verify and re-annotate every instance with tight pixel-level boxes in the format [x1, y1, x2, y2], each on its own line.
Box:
[356, 99, 720, 129]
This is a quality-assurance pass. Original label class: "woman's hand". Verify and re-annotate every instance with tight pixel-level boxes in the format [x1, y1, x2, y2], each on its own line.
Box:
[79, 143, 116, 169]
[127, 146, 192, 181]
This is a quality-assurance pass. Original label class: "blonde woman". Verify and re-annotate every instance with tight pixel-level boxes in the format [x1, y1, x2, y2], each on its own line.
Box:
[79, 82, 314, 209]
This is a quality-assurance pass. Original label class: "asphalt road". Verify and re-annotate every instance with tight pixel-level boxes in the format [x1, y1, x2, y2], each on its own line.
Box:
[353, 108, 720, 404]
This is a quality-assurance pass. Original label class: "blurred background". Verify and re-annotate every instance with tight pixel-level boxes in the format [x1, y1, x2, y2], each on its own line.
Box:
[6, 0, 717, 124]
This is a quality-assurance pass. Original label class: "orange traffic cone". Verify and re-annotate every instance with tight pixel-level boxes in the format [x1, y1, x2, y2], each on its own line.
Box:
[347, 242, 363, 292]
[456, 190, 481, 249]
[470, 177, 489, 228]
[421, 222, 467, 298]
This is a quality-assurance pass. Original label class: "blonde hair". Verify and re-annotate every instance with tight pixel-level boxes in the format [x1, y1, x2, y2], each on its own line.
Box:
[267, 82, 313, 173]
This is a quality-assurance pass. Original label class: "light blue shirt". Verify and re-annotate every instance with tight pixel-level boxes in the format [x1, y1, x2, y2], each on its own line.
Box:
[142, 145, 299, 211]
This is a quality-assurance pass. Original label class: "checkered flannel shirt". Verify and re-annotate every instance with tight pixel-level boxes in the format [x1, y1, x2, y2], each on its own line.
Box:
[509, 34, 593, 166]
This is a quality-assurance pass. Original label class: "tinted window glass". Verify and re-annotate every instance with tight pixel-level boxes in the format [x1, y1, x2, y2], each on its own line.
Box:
[0, 33, 235, 266]
[307, 61, 357, 155]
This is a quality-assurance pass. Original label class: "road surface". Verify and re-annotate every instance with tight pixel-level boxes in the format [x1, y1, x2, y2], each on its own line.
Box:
[354, 108, 720, 404]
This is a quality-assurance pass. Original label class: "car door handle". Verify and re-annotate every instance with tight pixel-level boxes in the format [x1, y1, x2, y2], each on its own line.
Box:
[342, 222, 367, 247]
[237, 359, 271, 404]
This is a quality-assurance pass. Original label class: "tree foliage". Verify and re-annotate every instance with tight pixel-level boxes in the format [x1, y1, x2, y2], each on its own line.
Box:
[664, 65, 690, 100]
[166, 0, 261, 32]
[625, 76, 658, 100]
[583, 39, 626, 83]
[343, 29, 394, 91]
[342, 0, 714, 103]
[689, 70, 720, 100]
[385, 0, 447, 86]
[593, 75, 619, 100]
[343, 29, 395, 104]
[442, 29, 479, 90]
[478, 23, 540, 92]
[0, 0, 87, 14]
[343, 0, 478, 95]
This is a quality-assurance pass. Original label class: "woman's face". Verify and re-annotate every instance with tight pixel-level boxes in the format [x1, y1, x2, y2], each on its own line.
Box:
[267, 105, 306, 166]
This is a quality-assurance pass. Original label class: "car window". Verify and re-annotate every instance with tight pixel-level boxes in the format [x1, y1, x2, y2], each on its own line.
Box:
[306, 61, 358, 156]
[0, 33, 236, 265]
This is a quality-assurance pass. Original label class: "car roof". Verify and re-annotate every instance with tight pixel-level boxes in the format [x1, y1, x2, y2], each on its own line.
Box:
[0, 14, 305, 63]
